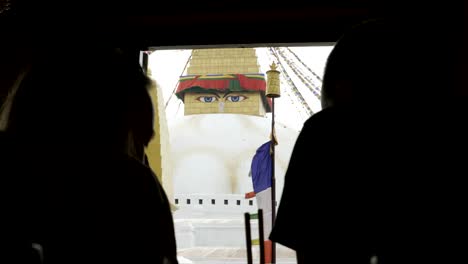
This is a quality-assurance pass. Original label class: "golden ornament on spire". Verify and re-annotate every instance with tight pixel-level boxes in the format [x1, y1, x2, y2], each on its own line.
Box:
[266, 62, 281, 98]
[270, 62, 278, 71]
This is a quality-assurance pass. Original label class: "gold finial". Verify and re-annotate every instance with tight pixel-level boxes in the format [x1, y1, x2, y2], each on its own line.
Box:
[270, 62, 278, 71]
[266, 61, 281, 98]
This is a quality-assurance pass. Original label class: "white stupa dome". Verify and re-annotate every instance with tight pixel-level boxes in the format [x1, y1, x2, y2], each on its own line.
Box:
[169, 113, 299, 201]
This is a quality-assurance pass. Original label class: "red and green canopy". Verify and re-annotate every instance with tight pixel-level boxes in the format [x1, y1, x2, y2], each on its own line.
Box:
[176, 73, 271, 112]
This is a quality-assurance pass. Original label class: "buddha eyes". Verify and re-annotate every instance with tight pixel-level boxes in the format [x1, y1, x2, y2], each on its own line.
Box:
[196, 95, 247, 103]
[226, 95, 247, 102]
[197, 96, 218, 103]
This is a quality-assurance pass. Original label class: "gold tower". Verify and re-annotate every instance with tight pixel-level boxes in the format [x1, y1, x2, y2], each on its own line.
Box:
[176, 48, 271, 116]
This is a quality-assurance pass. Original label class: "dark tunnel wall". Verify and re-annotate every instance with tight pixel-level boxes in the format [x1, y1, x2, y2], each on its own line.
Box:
[1, 1, 467, 106]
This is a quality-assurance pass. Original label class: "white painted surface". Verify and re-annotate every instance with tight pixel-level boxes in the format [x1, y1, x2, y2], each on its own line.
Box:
[173, 194, 258, 218]
[173, 193, 296, 263]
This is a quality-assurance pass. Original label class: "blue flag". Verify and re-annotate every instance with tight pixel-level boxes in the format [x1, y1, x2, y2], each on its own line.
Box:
[251, 141, 272, 194]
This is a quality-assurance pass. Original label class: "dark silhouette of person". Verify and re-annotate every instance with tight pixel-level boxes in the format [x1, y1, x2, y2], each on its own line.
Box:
[270, 18, 467, 264]
[0, 46, 178, 264]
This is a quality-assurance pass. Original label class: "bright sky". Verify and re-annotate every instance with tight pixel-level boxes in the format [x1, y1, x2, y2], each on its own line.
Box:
[148, 46, 334, 131]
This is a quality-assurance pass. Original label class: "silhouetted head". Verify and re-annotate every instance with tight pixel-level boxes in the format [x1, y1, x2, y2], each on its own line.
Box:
[321, 19, 454, 109]
[0, 46, 154, 157]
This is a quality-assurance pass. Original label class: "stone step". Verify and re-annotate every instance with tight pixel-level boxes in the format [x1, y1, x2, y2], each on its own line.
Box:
[178, 246, 296, 264]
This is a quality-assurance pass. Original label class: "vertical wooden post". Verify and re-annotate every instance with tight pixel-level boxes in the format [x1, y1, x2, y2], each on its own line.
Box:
[270, 98, 276, 264]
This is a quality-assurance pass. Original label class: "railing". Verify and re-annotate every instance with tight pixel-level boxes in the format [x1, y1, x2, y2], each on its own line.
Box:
[173, 194, 258, 214]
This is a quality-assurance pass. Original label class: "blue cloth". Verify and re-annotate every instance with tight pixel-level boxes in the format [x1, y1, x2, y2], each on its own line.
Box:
[251, 141, 272, 193]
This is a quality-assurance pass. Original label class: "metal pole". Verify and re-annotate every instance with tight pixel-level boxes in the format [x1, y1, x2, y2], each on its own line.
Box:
[258, 209, 265, 264]
[244, 213, 253, 264]
[271, 97, 276, 264]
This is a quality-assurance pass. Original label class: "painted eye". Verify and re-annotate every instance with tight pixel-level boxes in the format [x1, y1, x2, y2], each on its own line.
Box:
[226, 95, 247, 102]
[197, 96, 218, 103]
